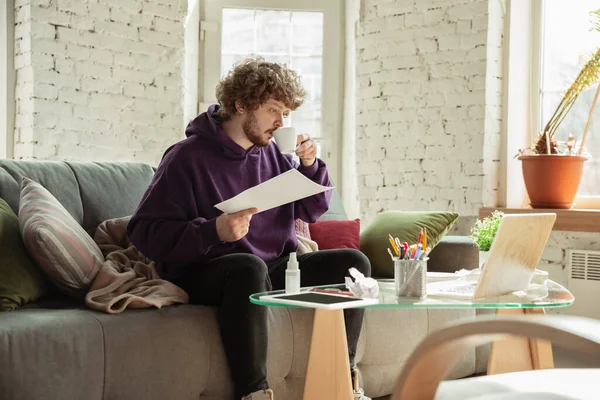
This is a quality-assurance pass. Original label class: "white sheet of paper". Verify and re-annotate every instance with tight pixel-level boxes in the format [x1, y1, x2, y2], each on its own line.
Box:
[214, 169, 334, 214]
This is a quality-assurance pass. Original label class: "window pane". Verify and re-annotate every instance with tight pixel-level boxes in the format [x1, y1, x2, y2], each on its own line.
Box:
[220, 9, 325, 140]
[292, 103, 321, 138]
[543, 88, 600, 196]
[220, 54, 247, 78]
[581, 156, 600, 196]
[541, 1, 599, 89]
[256, 10, 290, 53]
[262, 55, 290, 65]
[292, 57, 322, 137]
[541, 0, 600, 196]
[222, 9, 254, 54]
[315, 139, 322, 159]
[292, 56, 322, 75]
[292, 12, 323, 54]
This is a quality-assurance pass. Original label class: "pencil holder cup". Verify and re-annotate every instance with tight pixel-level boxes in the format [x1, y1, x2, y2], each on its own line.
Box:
[394, 257, 427, 299]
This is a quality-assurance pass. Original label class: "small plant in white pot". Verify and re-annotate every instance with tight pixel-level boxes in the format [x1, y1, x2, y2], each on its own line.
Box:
[468, 210, 504, 269]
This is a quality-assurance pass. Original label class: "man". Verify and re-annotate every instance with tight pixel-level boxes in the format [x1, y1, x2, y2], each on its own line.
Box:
[127, 57, 372, 400]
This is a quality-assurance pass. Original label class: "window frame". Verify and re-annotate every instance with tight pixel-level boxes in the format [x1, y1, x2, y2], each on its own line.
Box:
[200, 0, 344, 186]
[1, 0, 15, 159]
[501, 0, 600, 210]
[532, 0, 600, 209]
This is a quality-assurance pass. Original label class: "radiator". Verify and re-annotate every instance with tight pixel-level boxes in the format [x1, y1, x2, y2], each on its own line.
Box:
[568, 249, 600, 319]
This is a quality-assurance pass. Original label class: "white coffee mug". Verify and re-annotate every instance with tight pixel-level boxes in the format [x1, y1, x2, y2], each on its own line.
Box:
[273, 127, 297, 154]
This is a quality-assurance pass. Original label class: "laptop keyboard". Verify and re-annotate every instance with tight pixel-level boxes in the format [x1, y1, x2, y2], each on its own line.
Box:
[430, 281, 478, 294]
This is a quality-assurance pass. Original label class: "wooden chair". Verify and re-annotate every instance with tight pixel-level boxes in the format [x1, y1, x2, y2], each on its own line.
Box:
[391, 314, 600, 400]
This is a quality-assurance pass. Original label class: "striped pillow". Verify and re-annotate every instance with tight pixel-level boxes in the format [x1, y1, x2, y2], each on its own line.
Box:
[19, 178, 104, 298]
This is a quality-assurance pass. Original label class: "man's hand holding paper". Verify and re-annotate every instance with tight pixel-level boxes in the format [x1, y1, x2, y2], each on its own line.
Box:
[214, 169, 334, 215]
[216, 207, 258, 242]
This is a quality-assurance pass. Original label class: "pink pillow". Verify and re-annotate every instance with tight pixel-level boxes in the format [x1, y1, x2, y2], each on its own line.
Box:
[294, 219, 311, 239]
[309, 219, 360, 250]
[19, 178, 104, 297]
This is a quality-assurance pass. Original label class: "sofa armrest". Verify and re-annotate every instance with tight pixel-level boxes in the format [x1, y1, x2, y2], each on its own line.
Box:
[427, 236, 478, 273]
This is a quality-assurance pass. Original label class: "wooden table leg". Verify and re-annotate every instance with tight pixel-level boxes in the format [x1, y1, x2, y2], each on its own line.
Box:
[303, 309, 353, 400]
[525, 308, 554, 370]
[487, 308, 554, 375]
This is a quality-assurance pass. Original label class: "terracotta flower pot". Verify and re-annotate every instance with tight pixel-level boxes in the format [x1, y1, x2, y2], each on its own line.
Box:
[518, 155, 587, 209]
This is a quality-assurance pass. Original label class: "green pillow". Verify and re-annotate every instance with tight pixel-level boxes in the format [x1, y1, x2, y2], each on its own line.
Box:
[0, 198, 48, 311]
[360, 211, 459, 278]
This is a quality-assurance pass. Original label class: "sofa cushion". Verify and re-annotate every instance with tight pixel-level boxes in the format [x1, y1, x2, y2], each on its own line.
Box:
[19, 178, 104, 298]
[428, 235, 480, 273]
[0, 160, 83, 223]
[357, 308, 476, 398]
[0, 308, 105, 400]
[90, 304, 313, 400]
[0, 199, 48, 311]
[0, 160, 155, 231]
[0, 300, 479, 400]
[309, 218, 360, 250]
[66, 161, 155, 231]
[360, 211, 459, 278]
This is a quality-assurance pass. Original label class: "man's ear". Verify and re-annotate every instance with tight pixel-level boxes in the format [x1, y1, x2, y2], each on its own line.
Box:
[234, 100, 246, 114]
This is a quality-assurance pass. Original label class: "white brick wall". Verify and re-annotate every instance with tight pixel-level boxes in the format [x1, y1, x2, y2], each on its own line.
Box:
[14, 1, 34, 159]
[13, 0, 187, 164]
[356, 0, 504, 227]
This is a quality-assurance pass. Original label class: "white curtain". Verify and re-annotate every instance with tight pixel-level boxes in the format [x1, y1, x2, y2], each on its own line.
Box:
[183, 0, 200, 129]
[341, 0, 360, 219]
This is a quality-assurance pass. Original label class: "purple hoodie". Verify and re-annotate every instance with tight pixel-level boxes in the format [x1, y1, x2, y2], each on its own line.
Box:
[127, 105, 332, 281]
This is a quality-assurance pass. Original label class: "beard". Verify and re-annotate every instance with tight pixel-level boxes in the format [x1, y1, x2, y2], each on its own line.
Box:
[243, 111, 274, 147]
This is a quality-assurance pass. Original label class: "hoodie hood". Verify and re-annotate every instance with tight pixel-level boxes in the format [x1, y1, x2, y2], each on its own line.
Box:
[184, 104, 260, 160]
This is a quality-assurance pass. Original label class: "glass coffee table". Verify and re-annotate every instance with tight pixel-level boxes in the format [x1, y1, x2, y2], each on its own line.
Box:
[250, 279, 574, 400]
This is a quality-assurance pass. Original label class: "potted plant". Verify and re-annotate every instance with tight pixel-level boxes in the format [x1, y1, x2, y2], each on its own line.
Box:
[468, 210, 504, 269]
[516, 9, 600, 209]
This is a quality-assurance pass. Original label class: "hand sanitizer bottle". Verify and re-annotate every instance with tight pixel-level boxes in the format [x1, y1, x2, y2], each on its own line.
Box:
[285, 252, 301, 294]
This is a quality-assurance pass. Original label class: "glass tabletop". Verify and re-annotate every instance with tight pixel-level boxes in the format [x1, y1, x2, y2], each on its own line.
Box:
[249, 279, 574, 309]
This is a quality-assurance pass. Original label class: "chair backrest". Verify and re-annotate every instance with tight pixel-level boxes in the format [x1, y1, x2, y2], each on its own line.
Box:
[391, 314, 600, 400]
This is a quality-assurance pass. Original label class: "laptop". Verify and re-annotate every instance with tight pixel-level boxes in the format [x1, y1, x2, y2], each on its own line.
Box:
[427, 213, 557, 299]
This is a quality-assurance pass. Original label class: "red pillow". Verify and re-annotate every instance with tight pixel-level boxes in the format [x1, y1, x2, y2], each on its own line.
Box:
[309, 219, 360, 250]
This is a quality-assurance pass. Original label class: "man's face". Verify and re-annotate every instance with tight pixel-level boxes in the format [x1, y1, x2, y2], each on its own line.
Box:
[243, 100, 290, 147]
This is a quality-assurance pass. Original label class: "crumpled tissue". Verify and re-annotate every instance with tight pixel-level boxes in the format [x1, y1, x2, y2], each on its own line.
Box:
[345, 268, 379, 299]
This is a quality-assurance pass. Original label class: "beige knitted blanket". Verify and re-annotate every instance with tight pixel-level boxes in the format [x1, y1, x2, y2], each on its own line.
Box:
[85, 216, 189, 314]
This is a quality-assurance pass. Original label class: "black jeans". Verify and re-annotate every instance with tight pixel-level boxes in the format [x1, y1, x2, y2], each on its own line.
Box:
[173, 249, 371, 399]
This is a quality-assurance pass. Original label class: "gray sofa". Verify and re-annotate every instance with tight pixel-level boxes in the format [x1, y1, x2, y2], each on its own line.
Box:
[0, 160, 481, 400]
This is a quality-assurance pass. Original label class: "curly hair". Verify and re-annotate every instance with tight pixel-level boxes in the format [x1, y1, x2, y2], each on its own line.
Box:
[215, 56, 306, 121]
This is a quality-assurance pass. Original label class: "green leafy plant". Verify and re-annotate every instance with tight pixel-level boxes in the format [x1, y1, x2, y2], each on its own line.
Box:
[468, 210, 504, 252]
